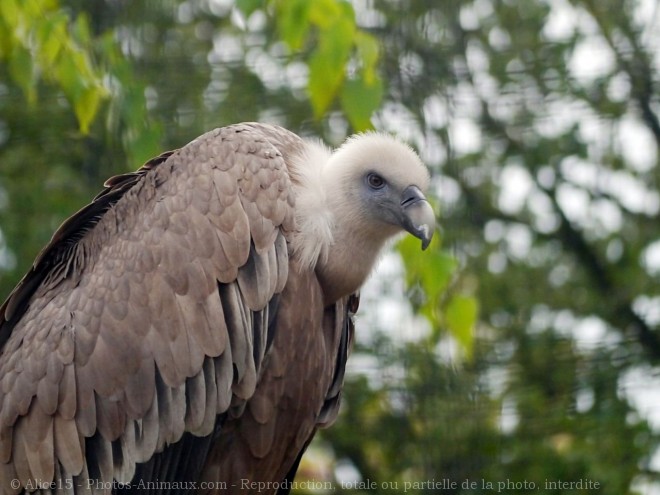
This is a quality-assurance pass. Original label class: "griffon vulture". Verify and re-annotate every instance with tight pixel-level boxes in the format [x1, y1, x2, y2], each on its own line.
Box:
[0, 123, 434, 494]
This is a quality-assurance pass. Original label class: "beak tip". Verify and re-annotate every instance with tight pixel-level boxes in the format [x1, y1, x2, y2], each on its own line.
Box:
[399, 186, 436, 251]
[419, 225, 433, 250]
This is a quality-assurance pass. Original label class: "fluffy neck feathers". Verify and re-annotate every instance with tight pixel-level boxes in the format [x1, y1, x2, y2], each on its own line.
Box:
[288, 140, 395, 305]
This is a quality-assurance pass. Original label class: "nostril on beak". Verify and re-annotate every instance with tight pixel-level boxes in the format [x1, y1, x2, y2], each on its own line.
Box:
[400, 185, 425, 208]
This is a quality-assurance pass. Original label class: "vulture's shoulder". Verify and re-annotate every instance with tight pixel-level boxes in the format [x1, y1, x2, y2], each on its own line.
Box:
[0, 123, 320, 491]
[0, 123, 302, 338]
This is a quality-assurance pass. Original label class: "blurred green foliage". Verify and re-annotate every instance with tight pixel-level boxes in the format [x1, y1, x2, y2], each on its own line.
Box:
[239, 0, 384, 130]
[0, 0, 106, 132]
[1, 1, 659, 494]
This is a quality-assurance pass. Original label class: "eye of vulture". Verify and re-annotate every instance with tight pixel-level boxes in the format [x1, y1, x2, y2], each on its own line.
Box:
[0, 123, 434, 494]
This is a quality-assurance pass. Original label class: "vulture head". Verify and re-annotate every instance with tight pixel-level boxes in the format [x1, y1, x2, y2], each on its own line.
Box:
[292, 132, 436, 304]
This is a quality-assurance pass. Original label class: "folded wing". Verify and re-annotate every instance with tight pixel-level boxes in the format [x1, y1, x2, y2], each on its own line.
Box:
[0, 123, 303, 494]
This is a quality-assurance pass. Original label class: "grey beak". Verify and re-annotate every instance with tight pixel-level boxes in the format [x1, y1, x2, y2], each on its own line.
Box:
[400, 185, 435, 250]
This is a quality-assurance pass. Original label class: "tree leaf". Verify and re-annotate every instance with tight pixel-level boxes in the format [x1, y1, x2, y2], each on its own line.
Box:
[307, 0, 344, 28]
[275, 0, 311, 50]
[0, 0, 19, 30]
[307, 16, 354, 117]
[0, 1, 107, 133]
[72, 12, 92, 45]
[398, 234, 457, 310]
[354, 31, 380, 83]
[36, 18, 63, 65]
[444, 294, 478, 357]
[340, 75, 383, 131]
[74, 86, 102, 135]
[8, 45, 35, 103]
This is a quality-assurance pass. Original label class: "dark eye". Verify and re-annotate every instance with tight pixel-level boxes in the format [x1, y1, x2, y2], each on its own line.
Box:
[367, 173, 386, 190]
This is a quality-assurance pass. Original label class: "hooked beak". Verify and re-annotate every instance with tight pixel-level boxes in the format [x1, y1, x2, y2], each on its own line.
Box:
[400, 186, 435, 250]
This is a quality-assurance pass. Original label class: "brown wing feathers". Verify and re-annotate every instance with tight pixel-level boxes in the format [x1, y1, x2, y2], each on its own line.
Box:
[198, 261, 354, 492]
[0, 149, 174, 342]
[0, 124, 301, 493]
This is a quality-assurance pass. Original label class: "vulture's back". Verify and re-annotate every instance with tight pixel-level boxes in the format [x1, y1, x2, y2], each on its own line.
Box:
[0, 123, 353, 494]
